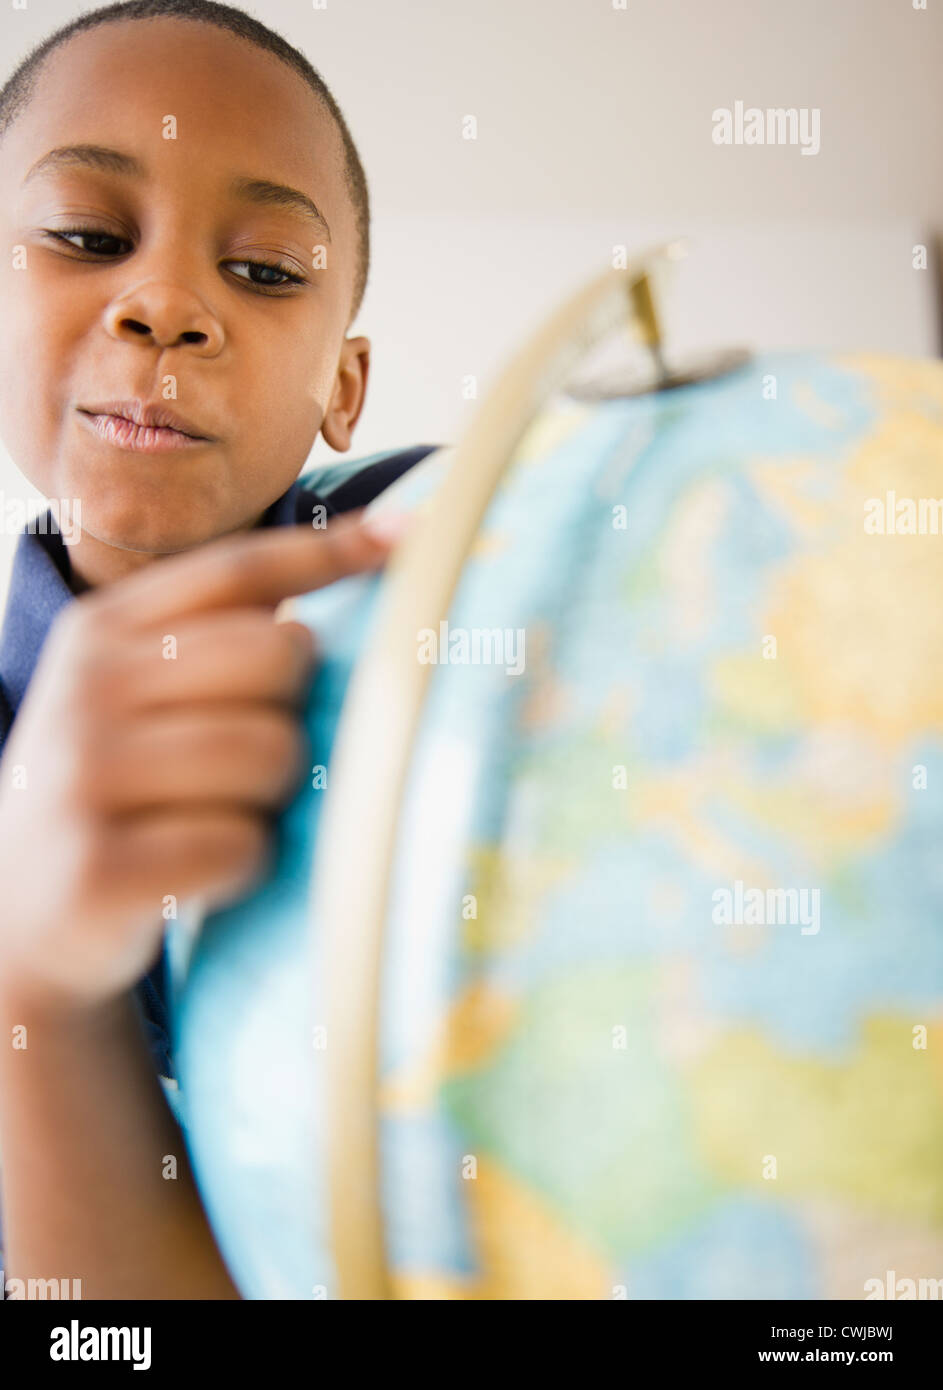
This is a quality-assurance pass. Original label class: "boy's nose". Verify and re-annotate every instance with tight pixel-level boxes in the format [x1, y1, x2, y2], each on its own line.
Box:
[103, 283, 224, 356]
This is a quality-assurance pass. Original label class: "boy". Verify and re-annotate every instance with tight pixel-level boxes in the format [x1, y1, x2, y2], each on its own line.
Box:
[0, 0, 437, 1297]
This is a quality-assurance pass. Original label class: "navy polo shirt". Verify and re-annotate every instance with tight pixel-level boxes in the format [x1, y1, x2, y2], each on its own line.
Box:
[0, 444, 438, 1079]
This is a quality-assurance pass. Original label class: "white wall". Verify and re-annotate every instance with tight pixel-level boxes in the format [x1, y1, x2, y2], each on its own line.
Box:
[355, 214, 938, 458]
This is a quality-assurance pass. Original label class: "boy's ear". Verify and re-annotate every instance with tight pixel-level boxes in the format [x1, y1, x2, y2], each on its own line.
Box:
[321, 336, 370, 452]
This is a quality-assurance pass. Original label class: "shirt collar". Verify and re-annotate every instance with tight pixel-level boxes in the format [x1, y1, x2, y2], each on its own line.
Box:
[0, 475, 336, 735]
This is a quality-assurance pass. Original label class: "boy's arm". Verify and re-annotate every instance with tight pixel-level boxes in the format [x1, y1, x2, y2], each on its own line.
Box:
[0, 984, 241, 1299]
[0, 515, 401, 1298]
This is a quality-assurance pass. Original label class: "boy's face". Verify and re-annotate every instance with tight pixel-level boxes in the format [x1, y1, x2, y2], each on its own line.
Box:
[0, 18, 368, 587]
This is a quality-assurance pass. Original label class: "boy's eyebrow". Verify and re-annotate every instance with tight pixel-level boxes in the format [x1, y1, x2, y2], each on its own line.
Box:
[22, 143, 332, 241]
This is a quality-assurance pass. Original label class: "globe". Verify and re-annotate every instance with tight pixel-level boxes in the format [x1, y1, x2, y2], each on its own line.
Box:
[166, 265, 943, 1301]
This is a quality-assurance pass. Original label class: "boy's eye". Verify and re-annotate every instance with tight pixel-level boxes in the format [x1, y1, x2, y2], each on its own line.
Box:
[42, 227, 306, 291]
[52, 228, 128, 257]
[225, 259, 305, 289]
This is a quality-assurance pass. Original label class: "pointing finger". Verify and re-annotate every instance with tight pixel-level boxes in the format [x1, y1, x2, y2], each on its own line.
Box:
[87, 509, 394, 631]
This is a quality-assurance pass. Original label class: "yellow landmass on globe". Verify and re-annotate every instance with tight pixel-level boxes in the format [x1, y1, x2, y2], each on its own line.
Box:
[721, 777, 896, 872]
[839, 354, 943, 417]
[390, 1155, 613, 1300]
[709, 651, 803, 732]
[380, 979, 519, 1112]
[622, 758, 776, 888]
[462, 844, 575, 954]
[688, 1017, 943, 1225]
[720, 396, 943, 748]
[695, 354, 943, 754]
[749, 455, 833, 537]
[791, 377, 850, 431]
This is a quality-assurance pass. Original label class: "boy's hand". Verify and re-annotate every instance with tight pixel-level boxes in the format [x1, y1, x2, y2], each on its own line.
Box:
[0, 510, 399, 1013]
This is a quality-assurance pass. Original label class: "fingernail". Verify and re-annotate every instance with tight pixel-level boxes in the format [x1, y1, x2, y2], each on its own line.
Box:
[277, 617, 317, 659]
[358, 510, 412, 544]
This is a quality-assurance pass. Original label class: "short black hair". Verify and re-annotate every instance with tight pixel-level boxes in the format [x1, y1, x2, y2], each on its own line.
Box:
[0, 0, 370, 321]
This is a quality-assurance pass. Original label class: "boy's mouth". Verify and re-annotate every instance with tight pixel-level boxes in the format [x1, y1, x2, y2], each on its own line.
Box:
[77, 400, 216, 454]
